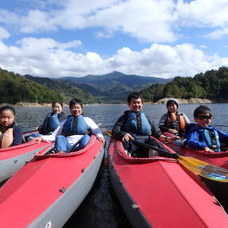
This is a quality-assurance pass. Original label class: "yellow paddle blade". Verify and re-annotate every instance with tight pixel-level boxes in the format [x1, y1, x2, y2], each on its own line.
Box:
[178, 155, 228, 182]
[102, 129, 112, 136]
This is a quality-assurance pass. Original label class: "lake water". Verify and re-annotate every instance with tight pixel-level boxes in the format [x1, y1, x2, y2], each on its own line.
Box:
[14, 103, 228, 227]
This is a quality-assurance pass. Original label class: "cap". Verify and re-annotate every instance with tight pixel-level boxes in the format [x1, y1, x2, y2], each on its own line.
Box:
[166, 98, 179, 108]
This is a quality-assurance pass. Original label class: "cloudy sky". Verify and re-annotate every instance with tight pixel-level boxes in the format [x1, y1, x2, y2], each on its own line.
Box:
[0, 0, 228, 78]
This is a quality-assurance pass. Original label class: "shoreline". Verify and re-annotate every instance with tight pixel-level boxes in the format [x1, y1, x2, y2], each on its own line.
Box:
[1, 98, 228, 108]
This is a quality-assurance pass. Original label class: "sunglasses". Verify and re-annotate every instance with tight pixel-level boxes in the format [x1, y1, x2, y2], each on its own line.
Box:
[197, 115, 212, 120]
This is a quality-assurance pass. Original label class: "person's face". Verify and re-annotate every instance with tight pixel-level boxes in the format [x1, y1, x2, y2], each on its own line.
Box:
[70, 103, 83, 116]
[0, 110, 15, 127]
[194, 112, 212, 127]
[52, 103, 63, 114]
[167, 103, 178, 113]
[128, 98, 143, 112]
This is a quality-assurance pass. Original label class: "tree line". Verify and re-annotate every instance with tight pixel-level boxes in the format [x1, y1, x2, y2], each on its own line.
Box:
[141, 66, 228, 102]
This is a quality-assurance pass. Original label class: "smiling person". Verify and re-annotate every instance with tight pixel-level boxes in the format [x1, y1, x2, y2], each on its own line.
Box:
[28, 101, 66, 140]
[112, 92, 179, 158]
[0, 106, 23, 148]
[185, 105, 228, 152]
[34, 98, 105, 153]
[159, 98, 190, 137]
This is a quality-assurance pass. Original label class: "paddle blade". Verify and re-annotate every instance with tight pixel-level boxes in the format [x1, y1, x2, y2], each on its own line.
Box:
[178, 156, 228, 182]
[102, 129, 112, 136]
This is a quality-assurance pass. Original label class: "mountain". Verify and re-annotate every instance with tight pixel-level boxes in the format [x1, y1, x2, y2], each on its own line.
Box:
[0, 68, 62, 104]
[24, 74, 97, 104]
[57, 71, 172, 103]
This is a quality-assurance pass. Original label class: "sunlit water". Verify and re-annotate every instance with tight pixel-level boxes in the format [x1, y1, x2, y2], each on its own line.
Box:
[14, 103, 228, 227]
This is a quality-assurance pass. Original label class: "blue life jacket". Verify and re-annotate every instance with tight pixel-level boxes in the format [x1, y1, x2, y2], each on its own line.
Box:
[199, 128, 221, 152]
[122, 111, 151, 135]
[62, 115, 89, 136]
[41, 113, 61, 134]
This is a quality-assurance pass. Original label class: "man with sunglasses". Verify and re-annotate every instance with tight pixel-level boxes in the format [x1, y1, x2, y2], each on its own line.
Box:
[185, 105, 228, 153]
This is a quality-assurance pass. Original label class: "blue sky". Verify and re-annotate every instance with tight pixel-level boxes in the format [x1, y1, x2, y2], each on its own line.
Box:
[0, 0, 228, 78]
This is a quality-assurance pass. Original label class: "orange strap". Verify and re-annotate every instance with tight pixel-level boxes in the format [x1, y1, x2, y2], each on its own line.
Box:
[179, 114, 186, 130]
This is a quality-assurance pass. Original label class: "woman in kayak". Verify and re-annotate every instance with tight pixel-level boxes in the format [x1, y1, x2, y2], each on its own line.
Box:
[34, 98, 105, 152]
[28, 101, 66, 140]
[0, 105, 23, 148]
[112, 92, 179, 157]
[185, 105, 228, 152]
[159, 98, 190, 137]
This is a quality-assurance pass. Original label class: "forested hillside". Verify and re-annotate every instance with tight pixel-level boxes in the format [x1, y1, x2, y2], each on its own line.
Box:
[24, 75, 97, 104]
[0, 69, 62, 104]
[141, 66, 228, 102]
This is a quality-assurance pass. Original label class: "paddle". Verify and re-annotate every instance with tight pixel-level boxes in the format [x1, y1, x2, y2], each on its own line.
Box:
[103, 128, 228, 182]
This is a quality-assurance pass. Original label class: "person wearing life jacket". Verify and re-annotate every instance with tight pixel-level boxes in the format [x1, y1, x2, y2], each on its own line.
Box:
[34, 98, 105, 152]
[38, 101, 66, 135]
[185, 105, 228, 152]
[0, 106, 23, 148]
[159, 98, 190, 137]
[112, 92, 179, 158]
[28, 101, 66, 140]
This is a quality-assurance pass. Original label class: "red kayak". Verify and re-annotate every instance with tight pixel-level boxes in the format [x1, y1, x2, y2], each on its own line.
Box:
[0, 135, 104, 227]
[108, 138, 228, 228]
[0, 140, 53, 182]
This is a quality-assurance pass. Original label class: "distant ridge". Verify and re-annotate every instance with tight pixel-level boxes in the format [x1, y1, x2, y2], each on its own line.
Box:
[57, 71, 172, 103]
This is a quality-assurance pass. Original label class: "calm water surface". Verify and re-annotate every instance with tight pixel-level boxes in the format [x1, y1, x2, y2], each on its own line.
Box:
[14, 103, 228, 227]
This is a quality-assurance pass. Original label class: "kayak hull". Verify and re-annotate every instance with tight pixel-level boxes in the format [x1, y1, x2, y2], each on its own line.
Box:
[0, 141, 52, 182]
[0, 135, 104, 227]
[108, 138, 228, 228]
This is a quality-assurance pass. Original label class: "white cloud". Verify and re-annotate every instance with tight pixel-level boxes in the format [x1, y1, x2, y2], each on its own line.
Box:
[0, 27, 10, 40]
[0, 38, 227, 78]
[176, 0, 228, 28]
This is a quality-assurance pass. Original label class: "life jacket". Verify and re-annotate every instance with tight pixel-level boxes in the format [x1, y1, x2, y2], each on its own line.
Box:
[40, 113, 61, 134]
[198, 128, 221, 152]
[122, 111, 151, 135]
[166, 112, 186, 132]
[0, 126, 14, 148]
[62, 115, 89, 137]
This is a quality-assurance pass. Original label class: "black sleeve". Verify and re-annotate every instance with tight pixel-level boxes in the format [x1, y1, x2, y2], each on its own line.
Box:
[150, 120, 162, 139]
[12, 125, 23, 146]
[159, 125, 170, 132]
[112, 114, 128, 141]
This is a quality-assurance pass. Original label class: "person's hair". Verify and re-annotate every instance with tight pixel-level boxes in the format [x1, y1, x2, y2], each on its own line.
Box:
[52, 101, 63, 108]
[193, 105, 211, 118]
[69, 98, 83, 109]
[127, 92, 143, 104]
[0, 105, 16, 115]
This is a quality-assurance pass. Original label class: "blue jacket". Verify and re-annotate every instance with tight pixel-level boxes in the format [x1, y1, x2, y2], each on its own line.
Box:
[185, 123, 228, 150]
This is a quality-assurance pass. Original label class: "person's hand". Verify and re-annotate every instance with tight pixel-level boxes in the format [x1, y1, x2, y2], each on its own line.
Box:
[97, 137, 105, 145]
[33, 136, 43, 143]
[204, 147, 215, 153]
[169, 129, 178, 134]
[167, 135, 180, 142]
[122, 133, 134, 142]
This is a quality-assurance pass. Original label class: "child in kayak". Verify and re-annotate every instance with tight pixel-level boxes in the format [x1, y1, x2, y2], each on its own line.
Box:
[34, 98, 105, 152]
[159, 98, 190, 137]
[112, 92, 179, 157]
[38, 101, 66, 135]
[28, 101, 66, 140]
[0, 106, 23, 148]
[185, 105, 228, 152]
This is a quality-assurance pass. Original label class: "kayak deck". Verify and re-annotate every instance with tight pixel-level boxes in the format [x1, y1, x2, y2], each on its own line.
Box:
[109, 139, 228, 228]
[0, 136, 104, 227]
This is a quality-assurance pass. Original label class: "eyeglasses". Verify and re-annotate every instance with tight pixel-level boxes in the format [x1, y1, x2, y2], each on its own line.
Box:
[197, 115, 212, 120]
